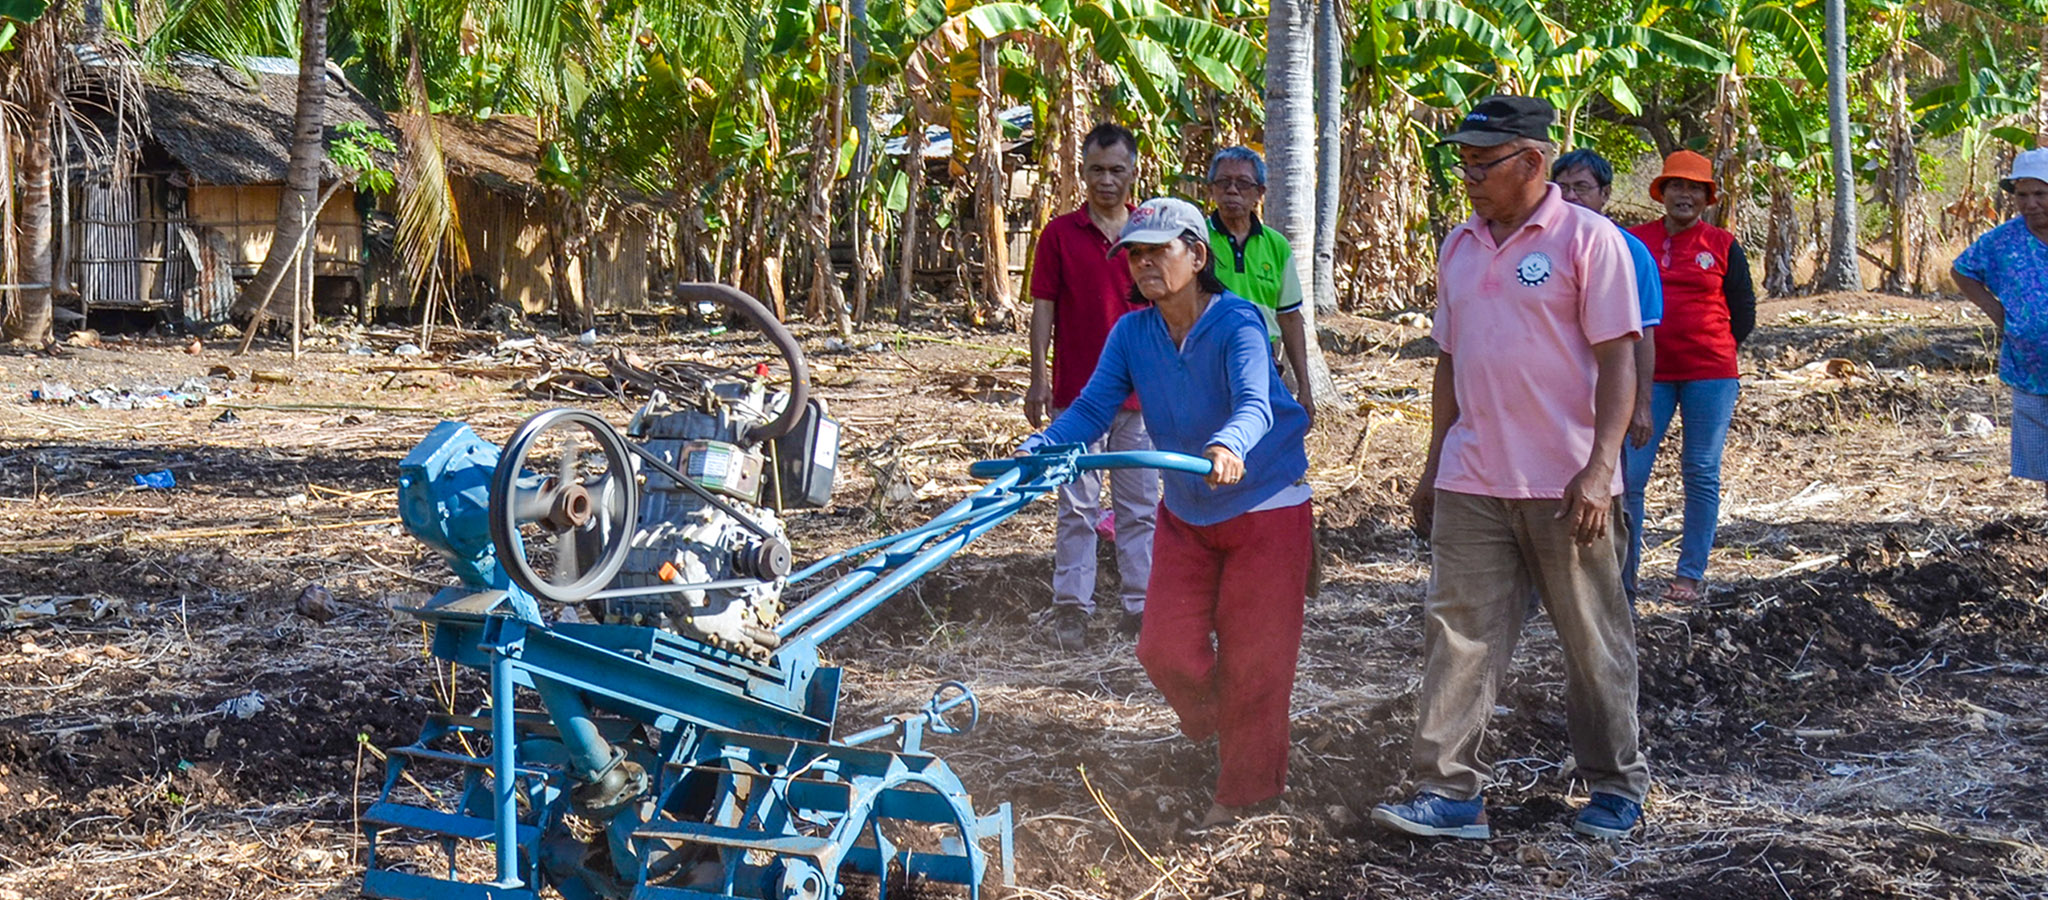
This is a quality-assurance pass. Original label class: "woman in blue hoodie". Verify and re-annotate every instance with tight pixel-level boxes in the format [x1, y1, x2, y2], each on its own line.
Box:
[1020, 197, 1313, 827]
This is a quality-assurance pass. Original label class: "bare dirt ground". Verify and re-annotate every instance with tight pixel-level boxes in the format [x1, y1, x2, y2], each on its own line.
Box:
[0, 291, 2043, 899]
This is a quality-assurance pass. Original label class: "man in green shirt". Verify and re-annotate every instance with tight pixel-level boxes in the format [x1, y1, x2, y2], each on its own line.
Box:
[1205, 146, 1315, 421]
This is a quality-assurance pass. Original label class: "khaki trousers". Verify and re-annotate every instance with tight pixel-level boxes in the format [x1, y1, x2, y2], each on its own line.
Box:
[1411, 490, 1650, 803]
[1051, 407, 1158, 614]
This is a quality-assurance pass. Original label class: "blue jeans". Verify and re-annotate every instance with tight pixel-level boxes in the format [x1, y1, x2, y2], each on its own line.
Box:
[1622, 379, 1740, 591]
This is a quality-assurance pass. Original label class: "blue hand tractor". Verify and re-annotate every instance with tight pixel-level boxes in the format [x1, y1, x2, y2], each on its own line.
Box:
[366, 283, 1209, 900]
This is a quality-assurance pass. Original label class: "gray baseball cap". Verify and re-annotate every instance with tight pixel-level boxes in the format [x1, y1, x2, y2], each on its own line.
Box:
[1108, 197, 1206, 257]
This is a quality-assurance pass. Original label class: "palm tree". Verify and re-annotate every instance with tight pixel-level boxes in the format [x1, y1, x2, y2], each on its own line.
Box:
[1312, 0, 1339, 316]
[234, 0, 328, 348]
[1266, 0, 1338, 406]
[1, 5, 61, 346]
[1819, 0, 1860, 291]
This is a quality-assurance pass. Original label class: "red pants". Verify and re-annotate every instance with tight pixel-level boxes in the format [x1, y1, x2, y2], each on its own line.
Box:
[1137, 501, 1311, 807]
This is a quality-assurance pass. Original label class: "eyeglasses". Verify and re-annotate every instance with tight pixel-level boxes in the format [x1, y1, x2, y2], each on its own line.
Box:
[1449, 149, 1530, 184]
[1209, 177, 1262, 193]
[1555, 178, 1607, 198]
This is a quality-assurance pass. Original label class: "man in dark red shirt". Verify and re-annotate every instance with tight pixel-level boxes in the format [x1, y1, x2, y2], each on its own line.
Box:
[1025, 123, 1159, 650]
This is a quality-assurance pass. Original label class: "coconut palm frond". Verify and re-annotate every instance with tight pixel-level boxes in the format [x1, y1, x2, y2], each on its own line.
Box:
[394, 48, 465, 313]
[145, 0, 297, 66]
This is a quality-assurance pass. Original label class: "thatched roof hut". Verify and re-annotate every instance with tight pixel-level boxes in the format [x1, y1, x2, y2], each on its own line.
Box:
[143, 54, 397, 184]
[66, 54, 397, 325]
[405, 113, 547, 201]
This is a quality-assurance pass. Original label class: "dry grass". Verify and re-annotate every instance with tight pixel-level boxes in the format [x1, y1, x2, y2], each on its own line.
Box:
[0, 296, 2042, 898]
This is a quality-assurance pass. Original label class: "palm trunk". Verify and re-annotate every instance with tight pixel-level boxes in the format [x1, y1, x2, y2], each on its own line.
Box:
[897, 111, 925, 325]
[1052, 42, 1083, 212]
[7, 98, 54, 346]
[763, 196, 794, 320]
[1265, 0, 1340, 404]
[847, 0, 874, 323]
[1021, 37, 1068, 306]
[1820, 0, 1861, 291]
[974, 37, 1014, 328]
[1311, 0, 1340, 315]
[237, 0, 329, 327]
[1018, 39, 1078, 314]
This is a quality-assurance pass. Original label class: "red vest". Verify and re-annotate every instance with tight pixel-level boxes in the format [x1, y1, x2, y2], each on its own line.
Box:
[1629, 219, 1739, 381]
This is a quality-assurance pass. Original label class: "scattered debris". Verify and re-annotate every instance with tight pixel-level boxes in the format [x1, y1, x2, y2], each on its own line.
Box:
[214, 691, 266, 720]
[31, 378, 228, 409]
[1955, 412, 1997, 437]
[132, 470, 177, 489]
[30, 381, 77, 403]
[0, 594, 127, 629]
[250, 370, 294, 385]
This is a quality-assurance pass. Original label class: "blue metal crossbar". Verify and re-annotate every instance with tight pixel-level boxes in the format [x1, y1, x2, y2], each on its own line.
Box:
[775, 448, 1211, 649]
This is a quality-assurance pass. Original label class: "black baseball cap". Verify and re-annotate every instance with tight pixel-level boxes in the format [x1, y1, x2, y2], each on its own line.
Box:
[1436, 95, 1555, 147]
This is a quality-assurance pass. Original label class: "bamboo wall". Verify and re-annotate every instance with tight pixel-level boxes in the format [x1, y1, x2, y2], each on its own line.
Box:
[585, 215, 651, 313]
[446, 179, 652, 315]
[450, 179, 556, 314]
[187, 184, 363, 276]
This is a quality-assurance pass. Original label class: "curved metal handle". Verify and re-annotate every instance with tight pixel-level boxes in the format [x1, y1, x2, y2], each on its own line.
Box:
[673, 283, 809, 444]
[969, 450, 1214, 480]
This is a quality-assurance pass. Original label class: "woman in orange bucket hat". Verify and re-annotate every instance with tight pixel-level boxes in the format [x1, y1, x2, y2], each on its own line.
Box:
[1623, 150, 1756, 605]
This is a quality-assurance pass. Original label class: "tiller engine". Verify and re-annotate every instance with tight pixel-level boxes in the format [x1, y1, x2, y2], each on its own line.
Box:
[362, 283, 1206, 900]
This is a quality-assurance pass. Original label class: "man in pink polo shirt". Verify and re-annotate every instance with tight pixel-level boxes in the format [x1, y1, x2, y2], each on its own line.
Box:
[1372, 96, 1650, 842]
[1024, 123, 1159, 650]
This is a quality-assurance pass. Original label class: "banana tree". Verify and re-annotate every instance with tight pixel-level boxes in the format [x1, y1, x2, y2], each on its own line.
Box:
[1023, 0, 1262, 313]
[1863, 0, 1940, 292]
[897, 1, 1044, 325]
[1384, 0, 1730, 148]
[1749, 77, 1825, 292]
[1673, 0, 1824, 234]
[1915, 28, 2036, 250]
[1915, 0, 2046, 145]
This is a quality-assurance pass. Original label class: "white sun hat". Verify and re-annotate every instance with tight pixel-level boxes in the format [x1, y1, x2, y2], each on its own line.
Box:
[2001, 148, 2048, 191]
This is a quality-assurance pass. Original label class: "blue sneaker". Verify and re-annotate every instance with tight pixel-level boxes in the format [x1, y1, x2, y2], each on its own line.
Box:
[1573, 792, 1642, 839]
[1371, 792, 1490, 839]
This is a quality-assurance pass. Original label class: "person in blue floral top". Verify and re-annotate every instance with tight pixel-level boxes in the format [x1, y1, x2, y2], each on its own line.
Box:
[1954, 148, 2048, 497]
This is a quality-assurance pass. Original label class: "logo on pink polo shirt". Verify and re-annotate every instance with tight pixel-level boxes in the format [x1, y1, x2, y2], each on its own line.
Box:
[1515, 251, 1553, 287]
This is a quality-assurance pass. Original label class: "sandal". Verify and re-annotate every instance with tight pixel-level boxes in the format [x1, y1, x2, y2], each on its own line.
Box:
[1661, 580, 1703, 603]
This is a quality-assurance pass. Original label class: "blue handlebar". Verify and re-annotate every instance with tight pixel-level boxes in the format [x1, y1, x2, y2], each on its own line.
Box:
[969, 449, 1213, 479]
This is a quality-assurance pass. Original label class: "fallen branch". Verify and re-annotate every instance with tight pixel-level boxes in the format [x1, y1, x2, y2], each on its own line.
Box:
[220, 401, 451, 415]
[0, 516, 402, 553]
